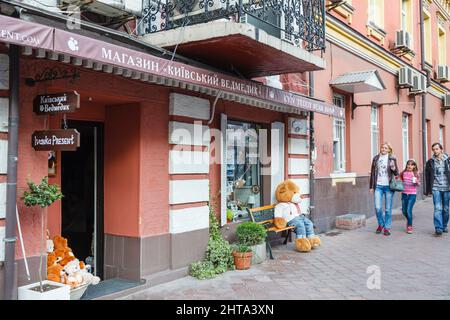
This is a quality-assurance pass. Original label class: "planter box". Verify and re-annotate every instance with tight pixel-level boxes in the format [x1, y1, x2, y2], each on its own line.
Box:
[250, 242, 266, 265]
[70, 283, 89, 300]
[18, 280, 70, 300]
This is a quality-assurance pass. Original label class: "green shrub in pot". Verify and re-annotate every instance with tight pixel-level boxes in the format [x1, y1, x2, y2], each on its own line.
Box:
[236, 222, 266, 246]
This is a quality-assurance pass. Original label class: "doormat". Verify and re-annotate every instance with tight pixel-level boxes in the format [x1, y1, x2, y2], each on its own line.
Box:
[80, 278, 145, 300]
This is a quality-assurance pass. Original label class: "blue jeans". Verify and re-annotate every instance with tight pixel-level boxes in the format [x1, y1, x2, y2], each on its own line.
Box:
[432, 190, 450, 232]
[374, 185, 394, 230]
[287, 215, 315, 239]
[401, 193, 416, 227]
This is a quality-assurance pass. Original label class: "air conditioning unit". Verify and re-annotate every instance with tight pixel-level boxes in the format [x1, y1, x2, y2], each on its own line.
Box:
[410, 72, 427, 94]
[437, 65, 449, 82]
[443, 93, 450, 109]
[395, 30, 412, 51]
[398, 66, 414, 88]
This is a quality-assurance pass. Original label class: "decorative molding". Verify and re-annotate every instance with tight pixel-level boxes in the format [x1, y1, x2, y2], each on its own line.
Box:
[0, 98, 9, 133]
[0, 226, 4, 261]
[169, 179, 209, 204]
[168, 150, 210, 174]
[169, 206, 209, 234]
[0, 140, 7, 174]
[169, 93, 211, 120]
[0, 183, 5, 219]
[288, 158, 310, 175]
[169, 121, 210, 146]
[366, 22, 386, 45]
[288, 137, 309, 155]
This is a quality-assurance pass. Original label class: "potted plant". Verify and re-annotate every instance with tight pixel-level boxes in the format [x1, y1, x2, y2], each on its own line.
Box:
[232, 244, 252, 270]
[18, 176, 67, 300]
[226, 208, 234, 223]
[236, 222, 267, 265]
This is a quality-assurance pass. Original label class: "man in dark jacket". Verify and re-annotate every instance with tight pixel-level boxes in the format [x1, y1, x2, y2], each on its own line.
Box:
[425, 142, 450, 235]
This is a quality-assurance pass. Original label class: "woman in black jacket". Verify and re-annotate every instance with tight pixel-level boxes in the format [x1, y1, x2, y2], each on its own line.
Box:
[369, 142, 399, 236]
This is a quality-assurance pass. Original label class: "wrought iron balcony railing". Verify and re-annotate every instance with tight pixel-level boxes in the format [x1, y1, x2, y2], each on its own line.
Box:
[141, 0, 326, 52]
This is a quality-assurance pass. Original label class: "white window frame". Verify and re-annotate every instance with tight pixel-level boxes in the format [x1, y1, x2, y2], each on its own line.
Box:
[439, 125, 445, 148]
[333, 95, 346, 172]
[401, 0, 407, 31]
[371, 105, 379, 159]
[402, 113, 410, 168]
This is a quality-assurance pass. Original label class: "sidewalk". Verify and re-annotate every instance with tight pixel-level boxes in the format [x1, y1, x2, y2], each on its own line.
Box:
[119, 198, 450, 300]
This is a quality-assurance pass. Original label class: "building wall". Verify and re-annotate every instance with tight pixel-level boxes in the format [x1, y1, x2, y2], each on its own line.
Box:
[300, 0, 450, 231]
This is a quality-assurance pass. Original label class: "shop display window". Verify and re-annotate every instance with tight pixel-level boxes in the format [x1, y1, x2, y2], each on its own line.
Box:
[226, 120, 263, 222]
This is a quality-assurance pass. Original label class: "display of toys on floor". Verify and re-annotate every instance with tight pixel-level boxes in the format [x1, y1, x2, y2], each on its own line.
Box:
[46, 231, 100, 289]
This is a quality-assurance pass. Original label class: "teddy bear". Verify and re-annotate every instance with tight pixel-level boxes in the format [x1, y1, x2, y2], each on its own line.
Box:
[47, 264, 64, 283]
[274, 180, 321, 253]
[46, 233, 101, 288]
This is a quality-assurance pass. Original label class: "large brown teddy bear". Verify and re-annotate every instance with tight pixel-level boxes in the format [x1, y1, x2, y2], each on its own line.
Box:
[274, 180, 321, 252]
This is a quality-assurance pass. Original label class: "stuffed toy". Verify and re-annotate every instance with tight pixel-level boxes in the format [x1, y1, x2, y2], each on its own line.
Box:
[274, 180, 321, 253]
[47, 264, 64, 283]
[46, 234, 101, 288]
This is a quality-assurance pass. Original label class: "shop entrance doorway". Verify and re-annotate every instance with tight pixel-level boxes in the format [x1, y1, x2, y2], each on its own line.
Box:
[61, 120, 104, 279]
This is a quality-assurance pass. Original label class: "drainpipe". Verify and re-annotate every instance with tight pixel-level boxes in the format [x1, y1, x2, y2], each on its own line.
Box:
[308, 71, 315, 223]
[419, 0, 427, 195]
[4, 41, 20, 300]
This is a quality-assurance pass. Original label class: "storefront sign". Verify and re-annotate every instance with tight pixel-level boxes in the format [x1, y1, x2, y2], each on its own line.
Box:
[0, 15, 53, 49]
[32, 129, 80, 151]
[52, 29, 345, 119]
[0, 15, 344, 119]
[33, 91, 80, 115]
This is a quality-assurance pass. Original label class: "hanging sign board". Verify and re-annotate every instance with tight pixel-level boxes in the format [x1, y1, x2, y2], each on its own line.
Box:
[32, 129, 80, 151]
[33, 91, 80, 115]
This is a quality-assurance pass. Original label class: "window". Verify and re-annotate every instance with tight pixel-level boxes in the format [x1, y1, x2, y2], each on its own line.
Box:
[426, 120, 431, 158]
[333, 95, 346, 172]
[226, 121, 262, 221]
[424, 10, 432, 63]
[368, 0, 384, 28]
[440, 125, 446, 149]
[402, 114, 410, 167]
[438, 27, 446, 65]
[401, 0, 413, 46]
[371, 105, 379, 159]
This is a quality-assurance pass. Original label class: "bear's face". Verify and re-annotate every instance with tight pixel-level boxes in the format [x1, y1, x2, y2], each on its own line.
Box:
[53, 235, 68, 251]
[275, 180, 301, 203]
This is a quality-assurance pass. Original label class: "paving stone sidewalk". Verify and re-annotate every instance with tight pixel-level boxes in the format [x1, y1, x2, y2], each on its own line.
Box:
[120, 198, 450, 300]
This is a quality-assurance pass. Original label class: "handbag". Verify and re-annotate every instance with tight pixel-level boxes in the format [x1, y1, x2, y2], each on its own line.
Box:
[389, 175, 404, 192]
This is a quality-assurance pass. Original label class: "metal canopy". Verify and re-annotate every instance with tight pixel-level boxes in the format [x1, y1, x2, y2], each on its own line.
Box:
[330, 70, 386, 93]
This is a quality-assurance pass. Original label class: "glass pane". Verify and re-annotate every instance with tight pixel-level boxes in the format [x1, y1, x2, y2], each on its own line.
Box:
[226, 121, 262, 222]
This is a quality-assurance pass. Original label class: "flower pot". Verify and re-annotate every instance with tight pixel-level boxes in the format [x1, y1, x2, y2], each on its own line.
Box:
[18, 280, 70, 300]
[232, 251, 253, 270]
[250, 242, 266, 265]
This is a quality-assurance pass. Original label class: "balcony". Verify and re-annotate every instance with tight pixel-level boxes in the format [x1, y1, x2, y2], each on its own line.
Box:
[140, 0, 326, 78]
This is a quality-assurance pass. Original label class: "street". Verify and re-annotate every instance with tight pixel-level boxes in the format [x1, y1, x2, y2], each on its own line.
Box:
[120, 198, 450, 300]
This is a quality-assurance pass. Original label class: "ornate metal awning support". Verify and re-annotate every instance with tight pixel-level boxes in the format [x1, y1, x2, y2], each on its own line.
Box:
[142, 0, 326, 52]
[25, 67, 80, 86]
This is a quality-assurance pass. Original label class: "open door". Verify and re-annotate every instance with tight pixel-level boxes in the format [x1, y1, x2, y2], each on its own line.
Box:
[61, 120, 104, 279]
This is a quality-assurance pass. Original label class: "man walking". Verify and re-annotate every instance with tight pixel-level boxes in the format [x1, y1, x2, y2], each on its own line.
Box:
[425, 142, 450, 236]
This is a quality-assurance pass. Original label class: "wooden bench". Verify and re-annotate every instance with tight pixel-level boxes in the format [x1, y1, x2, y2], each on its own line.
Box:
[247, 205, 296, 259]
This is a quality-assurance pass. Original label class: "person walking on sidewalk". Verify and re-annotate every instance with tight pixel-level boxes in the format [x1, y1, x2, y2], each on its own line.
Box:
[370, 142, 400, 236]
[425, 142, 450, 236]
[400, 159, 420, 234]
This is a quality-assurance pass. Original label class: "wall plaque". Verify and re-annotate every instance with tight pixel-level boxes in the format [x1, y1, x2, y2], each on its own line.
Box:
[32, 129, 80, 151]
[33, 91, 80, 115]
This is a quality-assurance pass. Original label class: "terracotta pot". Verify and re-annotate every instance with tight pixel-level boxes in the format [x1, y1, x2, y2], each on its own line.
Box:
[232, 251, 253, 270]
